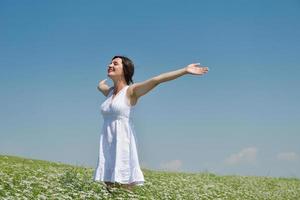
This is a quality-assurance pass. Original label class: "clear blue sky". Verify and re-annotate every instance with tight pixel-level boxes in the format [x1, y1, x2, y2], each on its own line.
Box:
[1, 0, 299, 178]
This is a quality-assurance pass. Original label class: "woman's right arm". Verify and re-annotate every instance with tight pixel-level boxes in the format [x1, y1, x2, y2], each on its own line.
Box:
[97, 79, 111, 97]
[128, 63, 208, 100]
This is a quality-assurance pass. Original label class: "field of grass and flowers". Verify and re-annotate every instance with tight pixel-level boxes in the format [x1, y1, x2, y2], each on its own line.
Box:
[0, 154, 300, 199]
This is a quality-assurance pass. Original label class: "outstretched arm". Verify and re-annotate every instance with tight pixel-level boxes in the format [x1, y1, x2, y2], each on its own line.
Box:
[128, 63, 209, 99]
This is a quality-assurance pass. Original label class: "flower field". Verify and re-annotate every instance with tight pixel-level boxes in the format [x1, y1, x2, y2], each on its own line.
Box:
[0, 154, 299, 199]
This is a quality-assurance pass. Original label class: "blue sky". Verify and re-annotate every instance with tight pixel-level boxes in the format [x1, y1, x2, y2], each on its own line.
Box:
[1, 0, 299, 178]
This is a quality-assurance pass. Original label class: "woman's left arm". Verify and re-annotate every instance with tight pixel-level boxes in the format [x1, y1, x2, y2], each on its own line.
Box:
[128, 63, 209, 99]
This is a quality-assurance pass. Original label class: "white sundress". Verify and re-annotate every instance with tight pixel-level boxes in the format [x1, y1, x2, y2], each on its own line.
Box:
[93, 85, 145, 185]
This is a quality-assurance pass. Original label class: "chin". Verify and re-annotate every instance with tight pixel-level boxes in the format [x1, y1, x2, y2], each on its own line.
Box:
[107, 73, 114, 78]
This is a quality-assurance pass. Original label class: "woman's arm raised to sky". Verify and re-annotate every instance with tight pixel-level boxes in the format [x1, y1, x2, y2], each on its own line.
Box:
[128, 63, 209, 99]
[97, 79, 111, 97]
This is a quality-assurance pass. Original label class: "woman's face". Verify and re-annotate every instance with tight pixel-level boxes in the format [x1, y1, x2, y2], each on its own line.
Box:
[107, 58, 124, 79]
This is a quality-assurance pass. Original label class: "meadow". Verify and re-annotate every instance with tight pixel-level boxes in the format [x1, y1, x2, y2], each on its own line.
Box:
[0, 154, 299, 199]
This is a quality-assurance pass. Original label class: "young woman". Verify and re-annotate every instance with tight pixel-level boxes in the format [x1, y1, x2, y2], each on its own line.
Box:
[93, 55, 209, 192]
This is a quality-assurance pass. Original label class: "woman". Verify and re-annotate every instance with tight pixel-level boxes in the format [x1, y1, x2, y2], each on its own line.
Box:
[93, 55, 209, 192]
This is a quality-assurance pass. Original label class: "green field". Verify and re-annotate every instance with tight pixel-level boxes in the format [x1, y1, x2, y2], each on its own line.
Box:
[0, 154, 299, 199]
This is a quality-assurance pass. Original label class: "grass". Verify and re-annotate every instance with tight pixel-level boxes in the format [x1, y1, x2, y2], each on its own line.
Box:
[0, 154, 299, 199]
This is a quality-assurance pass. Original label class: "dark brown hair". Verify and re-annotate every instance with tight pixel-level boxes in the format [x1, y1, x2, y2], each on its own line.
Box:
[112, 55, 134, 85]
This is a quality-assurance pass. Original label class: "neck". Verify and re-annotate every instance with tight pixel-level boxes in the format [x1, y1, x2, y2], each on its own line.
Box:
[112, 80, 127, 93]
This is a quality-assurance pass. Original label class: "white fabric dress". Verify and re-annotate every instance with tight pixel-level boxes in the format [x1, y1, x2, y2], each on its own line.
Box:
[93, 85, 145, 185]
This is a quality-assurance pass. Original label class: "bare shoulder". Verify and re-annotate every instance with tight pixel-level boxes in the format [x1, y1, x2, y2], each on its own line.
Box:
[126, 84, 138, 107]
[126, 84, 135, 96]
[125, 78, 158, 105]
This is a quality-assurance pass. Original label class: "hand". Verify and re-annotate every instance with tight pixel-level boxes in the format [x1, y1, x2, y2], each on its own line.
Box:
[185, 63, 209, 75]
[99, 78, 107, 85]
[98, 79, 108, 88]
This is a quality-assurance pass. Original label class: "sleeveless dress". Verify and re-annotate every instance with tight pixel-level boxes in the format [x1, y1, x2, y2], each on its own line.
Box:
[93, 85, 145, 186]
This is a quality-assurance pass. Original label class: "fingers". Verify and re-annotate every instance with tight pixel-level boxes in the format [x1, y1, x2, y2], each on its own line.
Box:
[194, 63, 208, 71]
[201, 67, 209, 74]
[99, 79, 107, 84]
